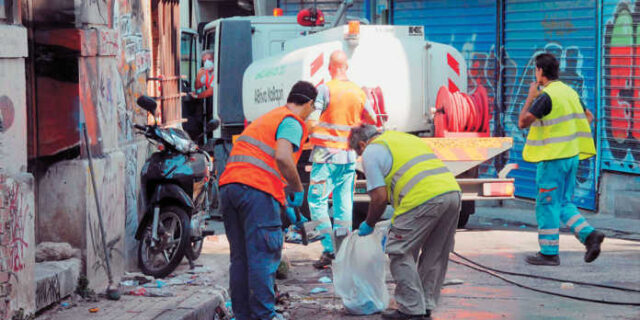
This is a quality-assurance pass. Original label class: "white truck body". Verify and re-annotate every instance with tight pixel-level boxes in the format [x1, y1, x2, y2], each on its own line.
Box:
[242, 24, 467, 134]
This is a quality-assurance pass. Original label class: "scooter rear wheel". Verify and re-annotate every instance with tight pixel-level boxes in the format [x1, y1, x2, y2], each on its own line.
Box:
[138, 205, 191, 278]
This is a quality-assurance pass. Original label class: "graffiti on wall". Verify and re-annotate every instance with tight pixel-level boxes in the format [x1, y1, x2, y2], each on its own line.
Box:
[455, 31, 596, 203]
[603, 1, 640, 172]
[35, 274, 60, 310]
[0, 177, 31, 275]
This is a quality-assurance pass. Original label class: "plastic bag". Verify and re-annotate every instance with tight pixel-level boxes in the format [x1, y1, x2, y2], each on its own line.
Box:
[332, 225, 389, 314]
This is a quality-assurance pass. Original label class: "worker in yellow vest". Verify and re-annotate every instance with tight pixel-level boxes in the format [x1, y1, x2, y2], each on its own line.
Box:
[349, 125, 461, 320]
[519, 53, 604, 266]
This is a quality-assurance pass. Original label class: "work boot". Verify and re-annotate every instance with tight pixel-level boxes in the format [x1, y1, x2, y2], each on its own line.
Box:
[381, 309, 426, 319]
[584, 230, 605, 263]
[525, 252, 560, 266]
[312, 252, 335, 269]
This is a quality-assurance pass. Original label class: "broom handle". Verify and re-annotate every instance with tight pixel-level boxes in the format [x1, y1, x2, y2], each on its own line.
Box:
[83, 123, 114, 286]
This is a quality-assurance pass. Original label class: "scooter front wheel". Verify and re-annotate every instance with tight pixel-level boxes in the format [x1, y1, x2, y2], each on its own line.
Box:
[138, 205, 191, 278]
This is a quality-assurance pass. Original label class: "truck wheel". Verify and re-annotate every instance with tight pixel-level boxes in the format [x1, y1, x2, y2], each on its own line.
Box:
[458, 201, 474, 228]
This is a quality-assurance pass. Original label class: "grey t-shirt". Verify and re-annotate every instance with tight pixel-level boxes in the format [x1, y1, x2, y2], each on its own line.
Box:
[361, 143, 393, 192]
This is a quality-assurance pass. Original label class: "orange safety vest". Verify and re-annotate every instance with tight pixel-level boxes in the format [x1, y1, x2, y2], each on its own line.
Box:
[219, 106, 308, 205]
[309, 79, 366, 150]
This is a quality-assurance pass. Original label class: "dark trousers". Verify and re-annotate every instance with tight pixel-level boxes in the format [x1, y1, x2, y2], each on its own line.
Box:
[220, 183, 283, 320]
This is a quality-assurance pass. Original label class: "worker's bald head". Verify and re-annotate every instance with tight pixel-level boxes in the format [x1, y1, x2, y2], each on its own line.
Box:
[328, 50, 349, 80]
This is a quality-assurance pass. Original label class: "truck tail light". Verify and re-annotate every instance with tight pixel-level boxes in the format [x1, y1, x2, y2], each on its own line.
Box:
[483, 182, 515, 197]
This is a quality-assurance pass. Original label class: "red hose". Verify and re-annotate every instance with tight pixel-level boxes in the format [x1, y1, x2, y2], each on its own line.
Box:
[434, 86, 489, 137]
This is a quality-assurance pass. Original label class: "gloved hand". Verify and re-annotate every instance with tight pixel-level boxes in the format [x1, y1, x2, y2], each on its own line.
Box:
[358, 221, 374, 236]
[287, 191, 305, 208]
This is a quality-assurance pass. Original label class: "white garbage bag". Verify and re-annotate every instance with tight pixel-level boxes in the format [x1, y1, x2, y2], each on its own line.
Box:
[332, 225, 389, 314]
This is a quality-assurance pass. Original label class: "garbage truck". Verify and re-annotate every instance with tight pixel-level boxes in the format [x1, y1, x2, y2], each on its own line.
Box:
[196, 7, 516, 228]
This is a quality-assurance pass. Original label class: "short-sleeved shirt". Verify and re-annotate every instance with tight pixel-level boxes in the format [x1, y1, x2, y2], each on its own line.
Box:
[361, 143, 393, 192]
[529, 92, 586, 119]
[276, 116, 303, 152]
[308, 83, 377, 164]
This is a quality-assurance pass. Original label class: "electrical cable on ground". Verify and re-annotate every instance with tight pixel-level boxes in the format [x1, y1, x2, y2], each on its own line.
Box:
[449, 256, 640, 306]
[452, 251, 640, 293]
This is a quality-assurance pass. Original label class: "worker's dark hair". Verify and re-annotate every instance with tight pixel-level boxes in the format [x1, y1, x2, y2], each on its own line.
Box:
[348, 124, 381, 150]
[535, 53, 559, 80]
[287, 81, 318, 105]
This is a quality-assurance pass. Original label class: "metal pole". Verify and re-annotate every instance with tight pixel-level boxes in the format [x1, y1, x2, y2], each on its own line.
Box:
[82, 122, 114, 287]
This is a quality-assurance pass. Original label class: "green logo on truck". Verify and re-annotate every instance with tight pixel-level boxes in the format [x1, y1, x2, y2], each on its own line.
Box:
[255, 65, 286, 80]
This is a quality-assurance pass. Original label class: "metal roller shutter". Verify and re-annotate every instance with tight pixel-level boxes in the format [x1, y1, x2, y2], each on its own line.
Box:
[503, 0, 598, 209]
[392, 0, 500, 177]
[601, 0, 640, 174]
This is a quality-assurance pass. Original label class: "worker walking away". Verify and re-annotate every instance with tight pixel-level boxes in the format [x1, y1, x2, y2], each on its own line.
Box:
[518, 53, 604, 266]
[350, 125, 461, 320]
[308, 50, 376, 269]
[218, 81, 317, 320]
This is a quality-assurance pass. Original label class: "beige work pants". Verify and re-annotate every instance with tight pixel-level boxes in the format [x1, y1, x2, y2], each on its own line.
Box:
[385, 191, 461, 315]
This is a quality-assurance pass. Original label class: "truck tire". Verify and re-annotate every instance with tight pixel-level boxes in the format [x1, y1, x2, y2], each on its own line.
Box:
[458, 201, 474, 228]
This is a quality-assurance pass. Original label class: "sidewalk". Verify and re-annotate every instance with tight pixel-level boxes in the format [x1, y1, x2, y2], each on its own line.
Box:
[37, 235, 232, 320]
[475, 199, 640, 240]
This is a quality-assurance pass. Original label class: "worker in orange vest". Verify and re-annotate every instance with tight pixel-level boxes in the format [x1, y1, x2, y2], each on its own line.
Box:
[192, 50, 214, 99]
[307, 50, 376, 269]
[218, 81, 317, 320]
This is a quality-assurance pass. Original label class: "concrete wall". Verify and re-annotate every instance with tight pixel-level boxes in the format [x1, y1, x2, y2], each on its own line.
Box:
[32, 0, 153, 293]
[0, 18, 36, 319]
[598, 172, 640, 220]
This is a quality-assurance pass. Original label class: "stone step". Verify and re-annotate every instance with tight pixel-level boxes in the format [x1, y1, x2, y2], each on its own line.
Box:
[35, 258, 81, 312]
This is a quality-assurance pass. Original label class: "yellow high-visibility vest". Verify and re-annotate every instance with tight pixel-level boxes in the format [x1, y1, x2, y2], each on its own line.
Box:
[371, 131, 460, 223]
[523, 81, 596, 163]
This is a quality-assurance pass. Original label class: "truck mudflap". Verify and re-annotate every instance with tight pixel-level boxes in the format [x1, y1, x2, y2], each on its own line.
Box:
[354, 137, 516, 202]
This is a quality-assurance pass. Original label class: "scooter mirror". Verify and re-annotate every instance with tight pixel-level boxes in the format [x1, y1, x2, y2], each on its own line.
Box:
[136, 96, 157, 114]
[206, 119, 220, 133]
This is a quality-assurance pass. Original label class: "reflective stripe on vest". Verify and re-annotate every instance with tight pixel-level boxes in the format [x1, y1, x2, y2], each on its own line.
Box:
[371, 131, 460, 223]
[227, 155, 282, 180]
[309, 133, 349, 142]
[219, 106, 308, 205]
[314, 121, 353, 131]
[523, 81, 596, 163]
[525, 131, 593, 147]
[531, 112, 587, 127]
[235, 135, 276, 158]
[389, 153, 438, 204]
[310, 79, 366, 149]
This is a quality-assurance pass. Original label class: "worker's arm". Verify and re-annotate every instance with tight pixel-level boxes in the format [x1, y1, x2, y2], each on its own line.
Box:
[519, 82, 541, 129]
[275, 139, 304, 192]
[585, 109, 594, 124]
[365, 186, 388, 227]
[306, 85, 329, 131]
[360, 144, 392, 230]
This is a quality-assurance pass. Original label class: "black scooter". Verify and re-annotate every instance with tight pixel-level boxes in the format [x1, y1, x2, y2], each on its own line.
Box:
[133, 96, 219, 278]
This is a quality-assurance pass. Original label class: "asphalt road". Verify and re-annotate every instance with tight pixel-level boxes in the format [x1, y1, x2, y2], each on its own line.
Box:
[198, 210, 640, 320]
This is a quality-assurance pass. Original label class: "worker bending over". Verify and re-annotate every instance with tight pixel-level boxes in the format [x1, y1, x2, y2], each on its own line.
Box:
[350, 125, 461, 320]
[518, 53, 604, 266]
[218, 81, 317, 320]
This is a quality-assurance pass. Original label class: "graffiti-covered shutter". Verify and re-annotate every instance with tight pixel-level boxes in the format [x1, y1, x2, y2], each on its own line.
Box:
[503, 0, 598, 209]
[279, 0, 368, 20]
[602, 1, 640, 174]
[392, 0, 500, 176]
